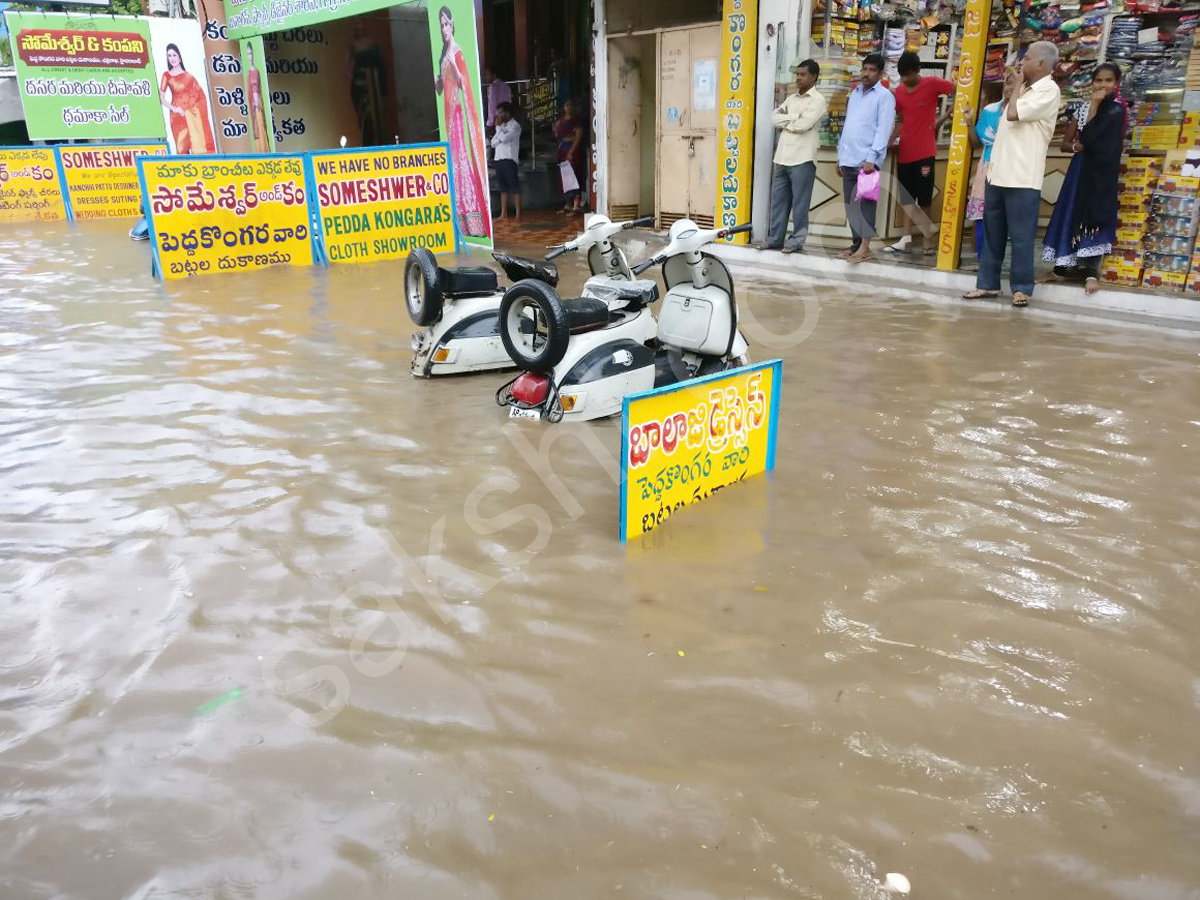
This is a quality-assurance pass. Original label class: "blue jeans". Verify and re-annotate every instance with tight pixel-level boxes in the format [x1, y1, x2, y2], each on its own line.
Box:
[767, 162, 816, 249]
[978, 183, 1040, 296]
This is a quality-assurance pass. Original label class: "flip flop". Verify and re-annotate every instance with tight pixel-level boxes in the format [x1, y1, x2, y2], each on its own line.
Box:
[1012, 292, 1030, 307]
[962, 289, 999, 300]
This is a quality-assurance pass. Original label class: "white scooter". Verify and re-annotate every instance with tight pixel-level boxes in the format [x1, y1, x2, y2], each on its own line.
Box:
[405, 213, 653, 377]
[496, 219, 752, 423]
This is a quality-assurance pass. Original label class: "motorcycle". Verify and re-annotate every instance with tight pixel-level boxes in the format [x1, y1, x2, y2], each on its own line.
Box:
[495, 219, 753, 423]
[405, 213, 653, 377]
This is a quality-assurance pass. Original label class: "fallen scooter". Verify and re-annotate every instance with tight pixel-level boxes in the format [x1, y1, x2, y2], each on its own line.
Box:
[495, 219, 753, 423]
[404, 213, 653, 377]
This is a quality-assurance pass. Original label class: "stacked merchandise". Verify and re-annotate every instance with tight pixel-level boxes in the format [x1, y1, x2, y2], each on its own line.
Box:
[1131, 98, 1185, 150]
[1100, 156, 1161, 286]
[817, 60, 857, 147]
[1141, 173, 1200, 292]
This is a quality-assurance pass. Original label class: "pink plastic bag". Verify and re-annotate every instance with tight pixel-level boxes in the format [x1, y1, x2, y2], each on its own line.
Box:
[855, 169, 881, 202]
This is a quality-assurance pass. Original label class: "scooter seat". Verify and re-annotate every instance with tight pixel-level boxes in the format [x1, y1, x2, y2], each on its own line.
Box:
[492, 252, 559, 287]
[563, 297, 613, 333]
[583, 279, 660, 310]
[441, 266, 499, 298]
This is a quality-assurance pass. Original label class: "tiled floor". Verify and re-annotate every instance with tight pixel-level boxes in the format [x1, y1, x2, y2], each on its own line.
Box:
[490, 209, 587, 247]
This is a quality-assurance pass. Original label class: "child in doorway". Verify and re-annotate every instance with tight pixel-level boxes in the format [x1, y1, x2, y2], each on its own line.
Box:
[491, 101, 522, 220]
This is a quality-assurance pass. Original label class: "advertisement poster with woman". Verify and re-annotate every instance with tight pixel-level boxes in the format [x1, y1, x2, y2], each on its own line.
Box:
[428, 0, 492, 247]
[241, 37, 275, 152]
[148, 19, 218, 154]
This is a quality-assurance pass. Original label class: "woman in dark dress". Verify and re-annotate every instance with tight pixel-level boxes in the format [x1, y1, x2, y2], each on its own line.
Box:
[555, 98, 586, 213]
[1041, 63, 1127, 295]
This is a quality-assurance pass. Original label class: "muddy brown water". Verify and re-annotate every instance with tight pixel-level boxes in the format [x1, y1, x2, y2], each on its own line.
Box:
[2, 221, 1199, 899]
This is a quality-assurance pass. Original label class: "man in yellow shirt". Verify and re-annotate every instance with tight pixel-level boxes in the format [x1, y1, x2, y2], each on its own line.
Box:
[963, 41, 1061, 307]
[758, 59, 827, 253]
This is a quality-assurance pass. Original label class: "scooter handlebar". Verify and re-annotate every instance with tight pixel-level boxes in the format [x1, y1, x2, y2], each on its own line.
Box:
[631, 256, 660, 276]
[545, 245, 569, 260]
[625, 215, 656, 229]
[719, 223, 754, 239]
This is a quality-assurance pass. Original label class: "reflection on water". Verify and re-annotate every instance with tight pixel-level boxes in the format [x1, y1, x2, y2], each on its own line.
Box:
[2, 221, 1199, 898]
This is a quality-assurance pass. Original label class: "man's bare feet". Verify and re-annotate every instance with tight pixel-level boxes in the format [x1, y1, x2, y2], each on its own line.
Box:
[836, 247, 857, 260]
[847, 250, 873, 265]
[1085, 277, 1099, 295]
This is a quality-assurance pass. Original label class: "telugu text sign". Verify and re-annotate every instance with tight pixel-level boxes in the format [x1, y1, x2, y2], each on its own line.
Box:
[138, 154, 314, 279]
[309, 145, 458, 263]
[0, 148, 68, 224]
[7, 13, 167, 141]
[716, 0, 757, 245]
[620, 359, 782, 542]
[59, 143, 167, 219]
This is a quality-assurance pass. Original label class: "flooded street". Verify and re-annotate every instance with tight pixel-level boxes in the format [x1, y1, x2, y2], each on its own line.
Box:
[3, 221, 1199, 899]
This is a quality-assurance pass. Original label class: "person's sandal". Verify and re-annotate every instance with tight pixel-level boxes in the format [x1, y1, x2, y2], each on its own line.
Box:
[1011, 291, 1030, 307]
[962, 289, 999, 300]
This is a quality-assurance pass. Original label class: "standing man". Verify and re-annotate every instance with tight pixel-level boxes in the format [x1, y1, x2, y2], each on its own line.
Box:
[964, 41, 1061, 307]
[759, 59, 827, 254]
[491, 101, 522, 220]
[882, 51, 954, 256]
[837, 53, 896, 264]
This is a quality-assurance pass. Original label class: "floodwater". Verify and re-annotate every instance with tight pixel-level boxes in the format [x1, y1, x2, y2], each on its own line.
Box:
[2, 221, 1199, 900]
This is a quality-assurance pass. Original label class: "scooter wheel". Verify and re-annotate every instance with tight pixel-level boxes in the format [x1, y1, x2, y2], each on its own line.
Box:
[499, 279, 570, 374]
[404, 248, 444, 326]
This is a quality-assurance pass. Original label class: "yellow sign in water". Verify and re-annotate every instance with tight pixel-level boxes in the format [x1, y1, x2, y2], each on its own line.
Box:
[620, 360, 782, 542]
[138, 154, 314, 279]
[59, 144, 167, 220]
[0, 148, 67, 224]
[308, 144, 458, 264]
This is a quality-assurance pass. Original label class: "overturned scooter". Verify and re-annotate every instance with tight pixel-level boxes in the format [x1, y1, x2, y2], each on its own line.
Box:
[496, 219, 753, 423]
[405, 213, 653, 377]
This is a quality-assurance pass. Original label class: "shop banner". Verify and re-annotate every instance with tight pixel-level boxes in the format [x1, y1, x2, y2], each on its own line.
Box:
[265, 22, 363, 151]
[148, 18, 219, 154]
[935, 0, 989, 271]
[241, 37, 275, 152]
[309, 144, 458, 264]
[716, 0, 757, 245]
[59, 143, 168, 220]
[138, 154, 314, 279]
[619, 359, 781, 542]
[7, 13, 167, 141]
[0, 147, 68, 224]
[224, 0, 395, 40]
[427, 0, 492, 248]
[195, 0, 253, 152]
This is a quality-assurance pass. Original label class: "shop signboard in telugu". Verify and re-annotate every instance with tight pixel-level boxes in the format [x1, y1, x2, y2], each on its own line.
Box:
[935, 0, 990, 270]
[308, 144, 458, 264]
[138, 154, 315, 279]
[196, 0, 253, 153]
[0, 148, 68, 224]
[7, 13, 167, 141]
[224, 0, 396, 40]
[619, 359, 782, 542]
[59, 143, 167, 219]
[716, 0, 757, 245]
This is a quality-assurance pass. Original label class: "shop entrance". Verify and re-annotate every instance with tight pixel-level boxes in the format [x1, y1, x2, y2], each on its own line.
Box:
[656, 25, 719, 229]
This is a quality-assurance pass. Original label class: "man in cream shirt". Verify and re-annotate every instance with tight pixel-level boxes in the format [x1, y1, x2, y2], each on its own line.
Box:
[759, 59, 827, 253]
[965, 41, 1061, 307]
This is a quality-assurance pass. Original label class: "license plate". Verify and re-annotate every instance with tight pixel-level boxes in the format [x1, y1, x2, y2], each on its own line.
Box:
[508, 406, 540, 420]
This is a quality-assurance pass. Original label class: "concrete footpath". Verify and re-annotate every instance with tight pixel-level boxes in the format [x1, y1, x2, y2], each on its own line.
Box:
[707, 243, 1200, 335]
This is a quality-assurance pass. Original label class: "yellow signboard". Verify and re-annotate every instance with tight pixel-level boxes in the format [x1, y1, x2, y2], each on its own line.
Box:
[308, 144, 458, 264]
[0, 148, 68, 224]
[138, 154, 314, 279]
[716, 0, 757, 245]
[935, 0, 990, 270]
[620, 360, 781, 542]
[59, 144, 167, 220]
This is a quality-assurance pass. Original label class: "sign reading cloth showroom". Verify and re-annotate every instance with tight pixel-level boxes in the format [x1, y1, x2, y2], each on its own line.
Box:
[308, 145, 457, 264]
[138, 154, 315, 279]
[221, 0, 492, 249]
[620, 360, 782, 542]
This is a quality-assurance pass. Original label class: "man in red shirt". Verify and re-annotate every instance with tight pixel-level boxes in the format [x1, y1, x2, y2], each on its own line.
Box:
[883, 52, 954, 256]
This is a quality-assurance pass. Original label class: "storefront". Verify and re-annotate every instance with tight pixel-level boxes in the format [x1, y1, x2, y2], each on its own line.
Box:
[594, 0, 1200, 294]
